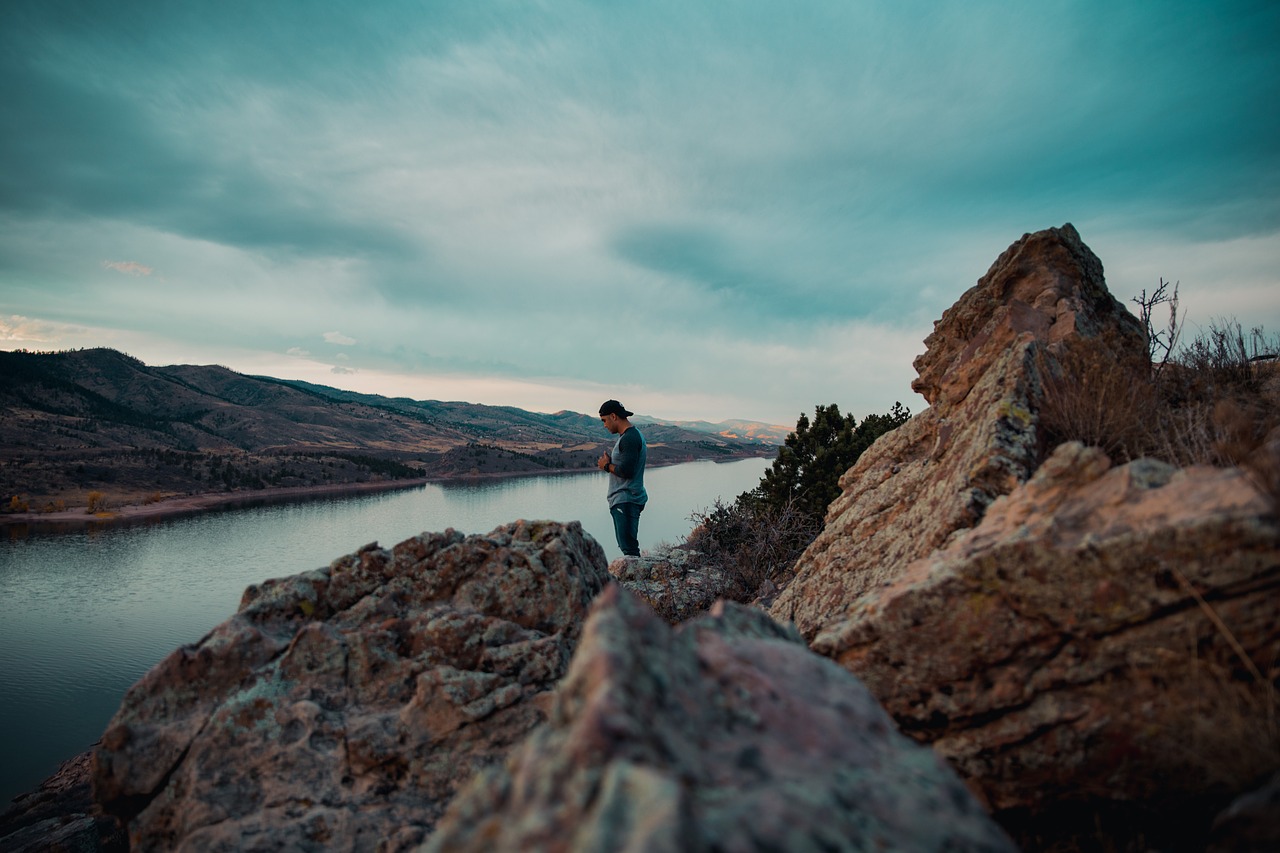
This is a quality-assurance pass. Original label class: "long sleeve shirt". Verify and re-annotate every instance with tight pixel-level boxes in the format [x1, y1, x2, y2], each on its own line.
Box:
[606, 426, 648, 507]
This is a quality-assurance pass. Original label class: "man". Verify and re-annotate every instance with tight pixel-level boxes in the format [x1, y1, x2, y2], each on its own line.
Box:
[597, 399, 647, 557]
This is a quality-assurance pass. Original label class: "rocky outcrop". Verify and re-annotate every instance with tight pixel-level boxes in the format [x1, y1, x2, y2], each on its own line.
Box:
[422, 585, 1016, 852]
[766, 223, 1280, 843]
[92, 520, 610, 852]
[817, 442, 1280, 830]
[770, 223, 1146, 638]
[607, 546, 739, 623]
[1209, 771, 1280, 853]
[0, 749, 125, 852]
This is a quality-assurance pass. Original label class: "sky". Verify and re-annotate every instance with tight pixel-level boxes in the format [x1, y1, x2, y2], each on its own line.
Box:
[1, 1, 1277, 426]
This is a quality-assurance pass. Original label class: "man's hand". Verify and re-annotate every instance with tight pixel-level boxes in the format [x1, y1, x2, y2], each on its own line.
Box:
[598, 452, 611, 471]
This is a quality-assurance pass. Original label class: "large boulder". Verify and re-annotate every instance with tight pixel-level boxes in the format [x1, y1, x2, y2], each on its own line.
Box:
[422, 585, 1016, 852]
[767, 223, 1280, 845]
[816, 442, 1280, 841]
[770, 223, 1146, 638]
[92, 520, 610, 852]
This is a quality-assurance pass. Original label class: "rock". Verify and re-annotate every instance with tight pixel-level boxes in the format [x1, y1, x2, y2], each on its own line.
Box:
[817, 442, 1280, 839]
[421, 585, 1016, 852]
[765, 224, 1280, 844]
[0, 749, 125, 852]
[607, 545, 740, 623]
[770, 223, 1147, 639]
[91, 520, 611, 852]
[1208, 771, 1280, 853]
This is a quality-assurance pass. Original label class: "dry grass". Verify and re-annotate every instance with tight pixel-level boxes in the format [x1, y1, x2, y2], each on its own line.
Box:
[685, 497, 821, 602]
[1037, 319, 1280, 509]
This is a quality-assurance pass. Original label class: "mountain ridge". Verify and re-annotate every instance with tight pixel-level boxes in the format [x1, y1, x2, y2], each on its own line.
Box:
[0, 348, 776, 513]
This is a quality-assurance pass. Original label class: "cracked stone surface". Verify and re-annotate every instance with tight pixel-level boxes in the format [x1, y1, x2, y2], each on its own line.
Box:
[766, 224, 1280, 837]
[771, 223, 1147, 639]
[817, 441, 1280, 819]
[91, 520, 610, 852]
[421, 586, 1016, 852]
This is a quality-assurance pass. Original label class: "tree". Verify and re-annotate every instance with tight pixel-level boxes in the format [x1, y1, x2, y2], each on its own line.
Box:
[684, 401, 913, 602]
[753, 402, 911, 523]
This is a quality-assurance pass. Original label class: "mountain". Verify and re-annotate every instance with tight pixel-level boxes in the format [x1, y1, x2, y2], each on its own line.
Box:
[631, 415, 790, 445]
[0, 348, 774, 509]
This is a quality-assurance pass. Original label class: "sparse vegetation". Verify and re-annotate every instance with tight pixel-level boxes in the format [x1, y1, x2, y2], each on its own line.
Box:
[686, 496, 821, 601]
[1038, 293, 1279, 510]
[684, 402, 911, 602]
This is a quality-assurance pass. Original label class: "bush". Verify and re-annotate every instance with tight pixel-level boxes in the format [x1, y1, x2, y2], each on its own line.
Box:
[756, 402, 911, 524]
[683, 401, 912, 603]
[1037, 299, 1280, 511]
[685, 497, 822, 601]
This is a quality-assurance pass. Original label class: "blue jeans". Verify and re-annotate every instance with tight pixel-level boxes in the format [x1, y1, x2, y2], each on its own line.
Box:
[609, 502, 644, 557]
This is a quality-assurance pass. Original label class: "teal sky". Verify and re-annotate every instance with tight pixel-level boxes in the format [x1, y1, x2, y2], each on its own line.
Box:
[2, 1, 1277, 424]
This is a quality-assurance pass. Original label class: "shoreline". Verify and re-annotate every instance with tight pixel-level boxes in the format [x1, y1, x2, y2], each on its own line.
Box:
[0, 454, 770, 534]
[0, 478, 436, 533]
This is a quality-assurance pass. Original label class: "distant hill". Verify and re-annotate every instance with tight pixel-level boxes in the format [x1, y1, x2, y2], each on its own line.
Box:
[631, 415, 790, 446]
[0, 348, 774, 510]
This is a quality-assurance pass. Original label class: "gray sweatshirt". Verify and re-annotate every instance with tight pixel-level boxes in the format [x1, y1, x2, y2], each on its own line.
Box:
[606, 426, 648, 507]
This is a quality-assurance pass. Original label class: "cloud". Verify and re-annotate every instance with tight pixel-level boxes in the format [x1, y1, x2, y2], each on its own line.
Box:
[330, 365, 358, 375]
[1, 2, 1278, 424]
[102, 260, 154, 276]
[1, 314, 66, 343]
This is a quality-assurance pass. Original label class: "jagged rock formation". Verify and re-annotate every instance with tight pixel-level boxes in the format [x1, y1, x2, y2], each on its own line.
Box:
[606, 546, 739, 623]
[421, 585, 1016, 852]
[769, 223, 1280, 843]
[771, 223, 1146, 637]
[92, 520, 610, 852]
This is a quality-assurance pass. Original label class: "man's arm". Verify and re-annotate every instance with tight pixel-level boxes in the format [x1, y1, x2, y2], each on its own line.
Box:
[611, 429, 642, 479]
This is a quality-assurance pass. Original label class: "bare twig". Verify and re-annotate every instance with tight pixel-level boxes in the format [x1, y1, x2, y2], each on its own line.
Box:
[1172, 566, 1276, 738]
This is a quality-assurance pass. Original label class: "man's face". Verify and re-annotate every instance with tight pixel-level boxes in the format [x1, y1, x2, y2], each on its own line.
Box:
[600, 413, 620, 434]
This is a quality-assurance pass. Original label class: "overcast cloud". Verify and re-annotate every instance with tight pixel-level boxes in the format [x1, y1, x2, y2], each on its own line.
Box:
[2, 0, 1277, 424]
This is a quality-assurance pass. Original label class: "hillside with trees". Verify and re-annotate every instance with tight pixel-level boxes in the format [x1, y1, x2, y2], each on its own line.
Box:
[0, 348, 775, 515]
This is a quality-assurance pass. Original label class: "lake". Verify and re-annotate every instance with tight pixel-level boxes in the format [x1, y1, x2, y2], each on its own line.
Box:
[0, 457, 769, 806]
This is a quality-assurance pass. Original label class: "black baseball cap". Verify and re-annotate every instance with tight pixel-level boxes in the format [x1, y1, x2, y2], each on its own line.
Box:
[599, 399, 633, 417]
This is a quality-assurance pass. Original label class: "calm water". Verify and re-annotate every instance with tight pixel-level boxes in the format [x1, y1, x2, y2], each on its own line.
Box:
[0, 457, 767, 806]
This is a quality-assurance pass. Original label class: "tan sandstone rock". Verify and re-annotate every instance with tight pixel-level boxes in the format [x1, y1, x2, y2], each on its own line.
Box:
[767, 222, 1279, 844]
[816, 442, 1280, 827]
[770, 223, 1147, 639]
[91, 520, 610, 852]
[421, 585, 1016, 852]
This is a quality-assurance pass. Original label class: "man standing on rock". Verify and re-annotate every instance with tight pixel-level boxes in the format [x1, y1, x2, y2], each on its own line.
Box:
[597, 399, 647, 557]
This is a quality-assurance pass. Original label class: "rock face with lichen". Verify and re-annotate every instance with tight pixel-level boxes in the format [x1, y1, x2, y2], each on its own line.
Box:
[421, 585, 1016, 852]
[769, 223, 1280, 844]
[91, 520, 610, 852]
[818, 442, 1280, 834]
[606, 546, 739, 623]
[770, 223, 1147, 638]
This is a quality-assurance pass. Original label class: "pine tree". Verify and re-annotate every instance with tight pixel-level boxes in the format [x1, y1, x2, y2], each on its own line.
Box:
[753, 401, 910, 522]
